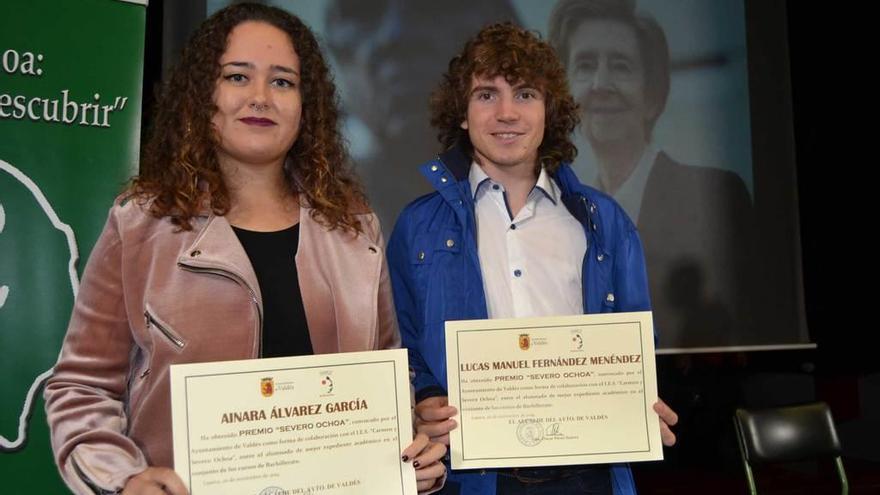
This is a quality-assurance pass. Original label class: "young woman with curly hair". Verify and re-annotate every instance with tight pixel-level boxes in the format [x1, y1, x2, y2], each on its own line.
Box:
[44, 4, 445, 494]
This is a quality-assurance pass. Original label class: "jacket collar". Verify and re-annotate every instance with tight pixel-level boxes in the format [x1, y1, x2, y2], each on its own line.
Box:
[422, 141, 588, 204]
[177, 214, 263, 311]
[437, 144, 472, 182]
[420, 141, 606, 252]
[418, 144, 474, 227]
[419, 144, 471, 199]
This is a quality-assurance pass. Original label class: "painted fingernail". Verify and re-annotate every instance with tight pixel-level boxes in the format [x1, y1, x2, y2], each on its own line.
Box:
[401, 455, 409, 462]
[413, 461, 421, 468]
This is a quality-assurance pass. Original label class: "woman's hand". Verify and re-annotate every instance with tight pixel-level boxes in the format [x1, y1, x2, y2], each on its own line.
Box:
[122, 467, 188, 495]
[654, 399, 679, 446]
[414, 396, 458, 446]
[402, 432, 447, 494]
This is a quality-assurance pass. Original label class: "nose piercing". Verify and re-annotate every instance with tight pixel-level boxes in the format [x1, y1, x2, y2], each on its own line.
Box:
[250, 102, 268, 112]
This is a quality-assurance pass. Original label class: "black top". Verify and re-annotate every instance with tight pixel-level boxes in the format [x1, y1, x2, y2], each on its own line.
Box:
[232, 224, 313, 358]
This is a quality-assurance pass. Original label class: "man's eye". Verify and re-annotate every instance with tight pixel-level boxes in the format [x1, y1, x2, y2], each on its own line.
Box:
[476, 92, 493, 101]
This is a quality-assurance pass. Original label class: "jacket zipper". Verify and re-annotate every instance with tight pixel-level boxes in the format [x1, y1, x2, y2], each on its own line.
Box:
[177, 262, 263, 357]
[143, 309, 185, 349]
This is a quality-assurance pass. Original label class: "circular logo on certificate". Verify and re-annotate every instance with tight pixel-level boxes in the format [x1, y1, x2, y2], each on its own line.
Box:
[516, 419, 544, 446]
[259, 487, 286, 495]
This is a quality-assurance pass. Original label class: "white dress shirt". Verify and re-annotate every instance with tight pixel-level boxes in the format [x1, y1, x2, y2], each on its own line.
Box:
[470, 163, 587, 319]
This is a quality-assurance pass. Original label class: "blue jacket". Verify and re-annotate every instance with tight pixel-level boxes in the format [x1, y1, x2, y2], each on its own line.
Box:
[387, 145, 651, 495]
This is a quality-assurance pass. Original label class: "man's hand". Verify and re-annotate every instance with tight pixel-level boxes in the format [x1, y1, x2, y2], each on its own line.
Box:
[654, 399, 679, 447]
[402, 432, 447, 493]
[122, 467, 188, 495]
[414, 396, 458, 446]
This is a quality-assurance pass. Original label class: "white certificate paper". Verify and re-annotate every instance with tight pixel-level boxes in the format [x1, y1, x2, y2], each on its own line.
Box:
[170, 349, 417, 495]
[445, 312, 662, 469]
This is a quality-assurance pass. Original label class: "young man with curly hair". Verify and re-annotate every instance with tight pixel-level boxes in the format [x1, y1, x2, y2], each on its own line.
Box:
[388, 23, 678, 495]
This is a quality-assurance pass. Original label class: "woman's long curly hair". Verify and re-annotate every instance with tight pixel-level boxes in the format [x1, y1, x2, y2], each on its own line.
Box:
[132, 3, 366, 232]
[430, 22, 580, 174]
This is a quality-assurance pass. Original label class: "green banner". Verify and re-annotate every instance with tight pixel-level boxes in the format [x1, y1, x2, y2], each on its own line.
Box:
[0, 0, 145, 491]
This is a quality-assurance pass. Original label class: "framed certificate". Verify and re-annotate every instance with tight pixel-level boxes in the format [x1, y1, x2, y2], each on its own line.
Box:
[170, 349, 417, 495]
[445, 312, 662, 469]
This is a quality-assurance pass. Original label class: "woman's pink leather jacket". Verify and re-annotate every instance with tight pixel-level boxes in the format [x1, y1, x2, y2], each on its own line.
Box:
[44, 197, 399, 493]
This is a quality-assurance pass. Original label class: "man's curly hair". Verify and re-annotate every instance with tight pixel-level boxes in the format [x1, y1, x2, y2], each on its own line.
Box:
[132, 2, 366, 232]
[430, 22, 580, 174]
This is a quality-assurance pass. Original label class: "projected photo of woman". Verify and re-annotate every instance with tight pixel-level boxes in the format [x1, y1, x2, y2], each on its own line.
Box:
[549, 0, 758, 348]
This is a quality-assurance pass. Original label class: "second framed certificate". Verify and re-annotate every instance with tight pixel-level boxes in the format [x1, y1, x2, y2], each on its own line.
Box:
[445, 312, 662, 469]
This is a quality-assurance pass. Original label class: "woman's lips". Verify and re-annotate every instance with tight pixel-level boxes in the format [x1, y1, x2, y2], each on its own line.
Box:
[240, 117, 276, 126]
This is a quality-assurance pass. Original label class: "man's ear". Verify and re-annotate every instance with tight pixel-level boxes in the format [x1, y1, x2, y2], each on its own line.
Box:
[460, 119, 468, 130]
